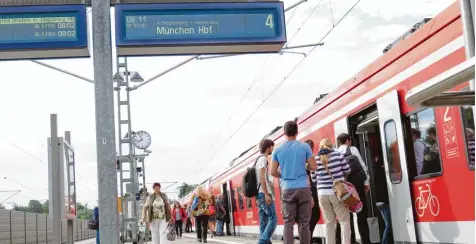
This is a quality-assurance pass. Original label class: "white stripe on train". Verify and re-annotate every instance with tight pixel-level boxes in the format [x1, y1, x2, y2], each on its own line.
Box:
[216, 35, 464, 184]
[232, 221, 473, 243]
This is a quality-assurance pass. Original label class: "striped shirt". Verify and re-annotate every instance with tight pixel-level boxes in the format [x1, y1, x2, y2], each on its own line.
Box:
[311, 151, 351, 195]
[468, 139, 475, 166]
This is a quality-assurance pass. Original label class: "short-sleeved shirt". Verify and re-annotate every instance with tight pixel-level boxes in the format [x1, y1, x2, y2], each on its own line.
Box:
[271, 140, 313, 190]
[152, 197, 166, 220]
[255, 155, 274, 198]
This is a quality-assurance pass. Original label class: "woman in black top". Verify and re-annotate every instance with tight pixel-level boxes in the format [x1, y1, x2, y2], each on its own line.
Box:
[304, 139, 320, 243]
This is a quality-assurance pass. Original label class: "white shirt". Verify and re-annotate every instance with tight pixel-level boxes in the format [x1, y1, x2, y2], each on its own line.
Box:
[414, 139, 426, 175]
[337, 145, 370, 185]
[255, 155, 273, 197]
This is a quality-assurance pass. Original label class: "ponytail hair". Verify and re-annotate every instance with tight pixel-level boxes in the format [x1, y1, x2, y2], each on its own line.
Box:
[318, 138, 334, 173]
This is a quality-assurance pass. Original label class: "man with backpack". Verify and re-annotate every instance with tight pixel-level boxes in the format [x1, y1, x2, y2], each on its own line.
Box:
[336, 133, 370, 244]
[243, 138, 277, 244]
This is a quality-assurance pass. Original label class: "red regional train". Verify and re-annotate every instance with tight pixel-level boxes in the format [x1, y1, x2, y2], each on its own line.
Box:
[180, 2, 475, 243]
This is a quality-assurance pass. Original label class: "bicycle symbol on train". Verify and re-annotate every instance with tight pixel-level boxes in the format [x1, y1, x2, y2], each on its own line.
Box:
[415, 183, 440, 217]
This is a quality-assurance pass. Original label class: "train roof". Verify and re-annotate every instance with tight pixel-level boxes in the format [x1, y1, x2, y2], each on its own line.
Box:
[296, 2, 459, 127]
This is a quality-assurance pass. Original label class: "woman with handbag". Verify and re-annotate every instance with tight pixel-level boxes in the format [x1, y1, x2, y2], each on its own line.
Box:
[142, 182, 173, 244]
[313, 138, 352, 244]
[191, 186, 210, 243]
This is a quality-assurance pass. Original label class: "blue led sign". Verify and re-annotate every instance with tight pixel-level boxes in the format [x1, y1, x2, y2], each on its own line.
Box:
[0, 5, 88, 60]
[115, 2, 287, 56]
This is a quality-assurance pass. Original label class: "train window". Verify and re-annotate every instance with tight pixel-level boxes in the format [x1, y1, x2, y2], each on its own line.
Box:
[409, 108, 442, 178]
[384, 120, 402, 184]
[461, 105, 475, 170]
[237, 187, 244, 210]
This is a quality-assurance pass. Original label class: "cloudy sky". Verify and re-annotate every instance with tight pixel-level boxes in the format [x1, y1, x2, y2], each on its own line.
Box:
[0, 0, 454, 208]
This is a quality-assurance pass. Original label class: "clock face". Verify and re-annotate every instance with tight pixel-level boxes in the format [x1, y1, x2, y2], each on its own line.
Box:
[132, 131, 151, 149]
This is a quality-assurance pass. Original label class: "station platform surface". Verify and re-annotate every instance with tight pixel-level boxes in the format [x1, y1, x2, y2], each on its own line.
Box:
[75, 239, 95, 244]
[73, 235, 256, 244]
[182, 233, 265, 244]
[73, 234, 262, 244]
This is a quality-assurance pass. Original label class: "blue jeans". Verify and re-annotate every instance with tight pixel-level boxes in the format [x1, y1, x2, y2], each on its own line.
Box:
[378, 203, 391, 244]
[96, 230, 100, 244]
[256, 193, 277, 244]
[216, 220, 224, 235]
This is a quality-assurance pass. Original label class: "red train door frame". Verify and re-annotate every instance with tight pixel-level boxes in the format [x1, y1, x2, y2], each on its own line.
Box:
[377, 90, 418, 243]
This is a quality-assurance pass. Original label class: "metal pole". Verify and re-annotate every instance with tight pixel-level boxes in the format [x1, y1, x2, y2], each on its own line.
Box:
[130, 55, 199, 91]
[50, 114, 61, 244]
[460, 0, 475, 114]
[65, 131, 74, 244]
[283, 42, 324, 50]
[91, 0, 120, 243]
[30, 60, 94, 84]
[284, 0, 307, 12]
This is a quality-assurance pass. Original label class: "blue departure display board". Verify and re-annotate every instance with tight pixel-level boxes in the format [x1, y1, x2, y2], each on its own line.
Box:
[0, 5, 88, 60]
[115, 2, 287, 56]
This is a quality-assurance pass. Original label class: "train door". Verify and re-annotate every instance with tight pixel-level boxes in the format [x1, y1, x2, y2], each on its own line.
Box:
[353, 110, 393, 243]
[224, 181, 236, 235]
[376, 90, 418, 242]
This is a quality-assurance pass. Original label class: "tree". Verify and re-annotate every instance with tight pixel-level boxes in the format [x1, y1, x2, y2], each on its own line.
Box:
[28, 200, 44, 214]
[13, 203, 29, 212]
[178, 183, 198, 199]
[76, 202, 93, 220]
[43, 200, 49, 214]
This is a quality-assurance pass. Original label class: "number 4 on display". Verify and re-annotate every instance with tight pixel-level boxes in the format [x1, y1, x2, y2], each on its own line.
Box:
[266, 14, 274, 28]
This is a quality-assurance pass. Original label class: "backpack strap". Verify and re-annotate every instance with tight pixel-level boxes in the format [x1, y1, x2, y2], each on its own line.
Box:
[253, 155, 265, 190]
[345, 146, 352, 157]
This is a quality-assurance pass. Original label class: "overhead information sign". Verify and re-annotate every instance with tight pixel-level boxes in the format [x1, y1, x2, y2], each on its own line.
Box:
[115, 2, 286, 56]
[0, 5, 89, 60]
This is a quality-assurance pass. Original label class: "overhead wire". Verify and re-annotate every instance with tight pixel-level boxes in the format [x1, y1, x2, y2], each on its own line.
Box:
[0, 173, 45, 195]
[196, 0, 361, 173]
[9, 142, 97, 193]
[192, 6, 300, 167]
[194, 0, 324, 169]
[285, 0, 325, 46]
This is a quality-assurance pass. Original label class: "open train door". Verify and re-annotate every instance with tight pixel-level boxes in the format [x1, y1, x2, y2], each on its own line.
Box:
[376, 90, 418, 243]
[222, 181, 236, 235]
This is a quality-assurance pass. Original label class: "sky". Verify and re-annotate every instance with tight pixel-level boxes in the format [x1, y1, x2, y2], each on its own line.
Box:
[0, 0, 455, 208]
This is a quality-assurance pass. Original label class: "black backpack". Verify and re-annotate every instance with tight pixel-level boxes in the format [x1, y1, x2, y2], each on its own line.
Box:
[215, 202, 226, 221]
[242, 155, 265, 198]
[420, 141, 441, 174]
[88, 218, 99, 230]
[343, 147, 367, 183]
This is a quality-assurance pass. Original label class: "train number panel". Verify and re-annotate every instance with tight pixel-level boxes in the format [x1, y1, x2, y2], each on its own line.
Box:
[115, 2, 287, 56]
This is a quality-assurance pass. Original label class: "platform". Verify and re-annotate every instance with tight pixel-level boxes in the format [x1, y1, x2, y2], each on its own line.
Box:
[75, 239, 96, 244]
[182, 234, 258, 244]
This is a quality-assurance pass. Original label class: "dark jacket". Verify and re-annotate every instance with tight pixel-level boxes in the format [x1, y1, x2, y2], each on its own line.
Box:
[145, 192, 172, 222]
[374, 164, 389, 204]
[94, 207, 99, 221]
